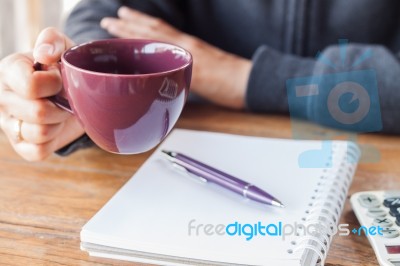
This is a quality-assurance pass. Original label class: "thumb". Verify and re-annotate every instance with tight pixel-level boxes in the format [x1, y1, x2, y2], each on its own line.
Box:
[33, 27, 75, 65]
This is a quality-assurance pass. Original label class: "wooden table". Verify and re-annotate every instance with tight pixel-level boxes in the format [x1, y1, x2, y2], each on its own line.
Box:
[0, 103, 399, 265]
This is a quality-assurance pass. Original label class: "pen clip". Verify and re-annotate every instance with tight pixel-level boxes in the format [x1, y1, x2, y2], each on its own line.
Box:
[171, 163, 208, 183]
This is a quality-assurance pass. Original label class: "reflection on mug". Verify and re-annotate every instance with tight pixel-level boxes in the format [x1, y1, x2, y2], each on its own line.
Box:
[114, 89, 185, 154]
[159, 77, 178, 100]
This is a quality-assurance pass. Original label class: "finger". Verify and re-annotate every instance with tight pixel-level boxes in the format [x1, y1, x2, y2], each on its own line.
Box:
[10, 141, 53, 161]
[0, 113, 7, 138]
[0, 115, 22, 144]
[103, 9, 181, 43]
[100, 18, 140, 38]
[11, 140, 57, 162]
[0, 89, 70, 124]
[3, 55, 62, 99]
[30, 64, 62, 98]
[19, 117, 84, 161]
[104, 18, 154, 38]
[19, 121, 64, 144]
[1, 53, 33, 98]
[9, 116, 84, 161]
[101, 17, 162, 40]
[117, 6, 162, 28]
[1, 52, 62, 99]
[33, 27, 75, 65]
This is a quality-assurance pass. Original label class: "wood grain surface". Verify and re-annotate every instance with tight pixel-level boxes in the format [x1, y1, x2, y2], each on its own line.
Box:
[0, 103, 398, 265]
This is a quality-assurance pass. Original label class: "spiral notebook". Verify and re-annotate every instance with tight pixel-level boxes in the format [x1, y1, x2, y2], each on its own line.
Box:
[80, 129, 360, 266]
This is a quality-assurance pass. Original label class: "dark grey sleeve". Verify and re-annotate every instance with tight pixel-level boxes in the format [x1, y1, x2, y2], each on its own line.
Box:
[55, 134, 94, 156]
[246, 44, 400, 134]
[64, 0, 121, 43]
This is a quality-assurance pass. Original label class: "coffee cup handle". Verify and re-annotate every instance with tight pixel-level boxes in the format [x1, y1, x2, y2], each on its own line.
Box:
[33, 62, 73, 114]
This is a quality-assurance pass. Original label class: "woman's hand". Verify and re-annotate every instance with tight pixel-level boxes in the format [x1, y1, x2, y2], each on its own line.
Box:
[0, 28, 85, 161]
[101, 7, 251, 109]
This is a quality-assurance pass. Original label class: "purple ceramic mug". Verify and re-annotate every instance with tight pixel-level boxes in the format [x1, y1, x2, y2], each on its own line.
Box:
[50, 39, 192, 154]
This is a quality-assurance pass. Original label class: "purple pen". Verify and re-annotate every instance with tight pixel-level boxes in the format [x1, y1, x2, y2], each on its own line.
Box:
[162, 150, 284, 208]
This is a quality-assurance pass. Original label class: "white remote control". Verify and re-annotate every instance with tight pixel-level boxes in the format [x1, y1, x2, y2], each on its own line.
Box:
[350, 191, 400, 266]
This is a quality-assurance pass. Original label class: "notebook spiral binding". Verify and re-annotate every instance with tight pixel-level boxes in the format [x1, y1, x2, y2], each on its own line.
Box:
[288, 142, 361, 266]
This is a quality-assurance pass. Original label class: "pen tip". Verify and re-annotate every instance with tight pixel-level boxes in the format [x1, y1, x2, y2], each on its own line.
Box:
[161, 150, 175, 158]
[271, 200, 285, 208]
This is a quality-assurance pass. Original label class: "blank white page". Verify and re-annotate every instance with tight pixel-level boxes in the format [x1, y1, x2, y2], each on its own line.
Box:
[81, 129, 352, 265]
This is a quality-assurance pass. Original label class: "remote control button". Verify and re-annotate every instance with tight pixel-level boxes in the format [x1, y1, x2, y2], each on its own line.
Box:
[390, 207, 400, 217]
[367, 208, 386, 218]
[373, 217, 393, 227]
[384, 198, 400, 208]
[359, 195, 380, 208]
[381, 227, 399, 238]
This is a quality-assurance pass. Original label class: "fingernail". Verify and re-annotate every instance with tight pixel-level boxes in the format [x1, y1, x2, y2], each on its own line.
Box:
[34, 43, 54, 58]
